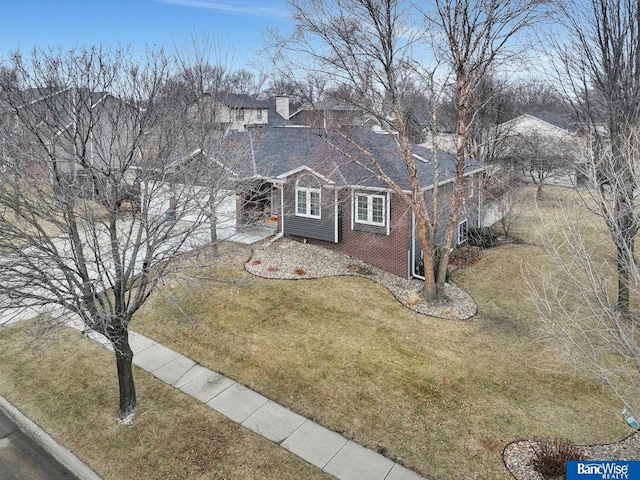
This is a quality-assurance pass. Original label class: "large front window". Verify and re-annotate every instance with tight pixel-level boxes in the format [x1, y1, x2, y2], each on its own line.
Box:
[295, 174, 322, 218]
[296, 187, 321, 218]
[355, 193, 386, 226]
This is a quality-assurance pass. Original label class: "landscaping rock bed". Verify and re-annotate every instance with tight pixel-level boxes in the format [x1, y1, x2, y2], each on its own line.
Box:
[245, 238, 477, 320]
[503, 433, 640, 479]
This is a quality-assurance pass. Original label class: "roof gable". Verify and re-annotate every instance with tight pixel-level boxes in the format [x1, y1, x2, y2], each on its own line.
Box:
[500, 111, 578, 135]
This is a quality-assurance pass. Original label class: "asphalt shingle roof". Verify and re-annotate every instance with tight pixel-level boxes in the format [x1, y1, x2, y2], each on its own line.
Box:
[218, 93, 270, 110]
[522, 110, 578, 132]
[235, 127, 482, 190]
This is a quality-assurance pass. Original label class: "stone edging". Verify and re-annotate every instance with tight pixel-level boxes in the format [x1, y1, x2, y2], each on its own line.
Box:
[245, 238, 478, 320]
[502, 432, 640, 480]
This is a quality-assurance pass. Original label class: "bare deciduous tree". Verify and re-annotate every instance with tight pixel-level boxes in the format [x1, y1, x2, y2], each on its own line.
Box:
[227, 68, 266, 97]
[526, 167, 640, 417]
[499, 128, 578, 200]
[277, 0, 443, 298]
[274, 0, 547, 299]
[555, 0, 640, 312]
[527, 0, 640, 414]
[0, 45, 238, 422]
[425, 0, 551, 288]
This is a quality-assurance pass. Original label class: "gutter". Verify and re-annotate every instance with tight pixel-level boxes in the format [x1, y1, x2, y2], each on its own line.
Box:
[266, 185, 285, 246]
[266, 231, 284, 246]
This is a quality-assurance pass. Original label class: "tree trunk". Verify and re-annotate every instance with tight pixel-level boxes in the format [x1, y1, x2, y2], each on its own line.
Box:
[422, 250, 438, 300]
[435, 77, 468, 292]
[615, 190, 635, 313]
[617, 244, 631, 313]
[110, 327, 137, 421]
[412, 208, 438, 300]
[209, 189, 218, 258]
[536, 183, 544, 201]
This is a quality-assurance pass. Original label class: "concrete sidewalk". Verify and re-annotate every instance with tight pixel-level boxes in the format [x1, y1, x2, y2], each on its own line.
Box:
[69, 322, 426, 480]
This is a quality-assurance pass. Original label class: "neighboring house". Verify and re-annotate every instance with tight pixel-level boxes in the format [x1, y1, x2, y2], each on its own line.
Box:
[288, 99, 383, 131]
[0, 87, 143, 194]
[195, 92, 270, 132]
[496, 111, 584, 189]
[231, 126, 484, 279]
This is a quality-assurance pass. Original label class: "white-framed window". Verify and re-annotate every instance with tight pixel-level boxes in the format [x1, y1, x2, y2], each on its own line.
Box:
[295, 175, 321, 218]
[355, 193, 386, 226]
[236, 109, 245, 121]
[257, 109, 263, 121]
[458, 219, 468, 245]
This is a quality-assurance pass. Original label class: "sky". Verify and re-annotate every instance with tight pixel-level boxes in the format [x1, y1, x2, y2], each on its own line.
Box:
[0, 0, 293, 71]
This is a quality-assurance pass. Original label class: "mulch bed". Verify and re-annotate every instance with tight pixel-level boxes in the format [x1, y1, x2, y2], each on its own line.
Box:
[503, 431, 640, 479]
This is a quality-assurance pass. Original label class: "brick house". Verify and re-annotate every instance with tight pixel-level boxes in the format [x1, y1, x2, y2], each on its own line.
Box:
[234, 126, 484, 280]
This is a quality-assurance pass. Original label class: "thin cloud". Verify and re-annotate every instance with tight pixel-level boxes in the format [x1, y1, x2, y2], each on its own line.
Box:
[155, 0, 289, 18]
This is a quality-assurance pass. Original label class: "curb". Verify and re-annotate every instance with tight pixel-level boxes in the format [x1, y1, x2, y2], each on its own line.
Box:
[0, 395, 101, 480]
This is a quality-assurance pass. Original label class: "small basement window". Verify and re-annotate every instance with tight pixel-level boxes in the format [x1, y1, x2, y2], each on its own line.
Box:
[458, 219, 468, 245]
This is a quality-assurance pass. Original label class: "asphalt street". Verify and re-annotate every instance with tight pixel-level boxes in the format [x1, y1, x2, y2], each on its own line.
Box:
[0, 411, 77, 480]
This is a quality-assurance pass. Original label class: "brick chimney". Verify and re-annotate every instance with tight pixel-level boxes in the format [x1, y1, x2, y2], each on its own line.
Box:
[275, 95, 290, 120]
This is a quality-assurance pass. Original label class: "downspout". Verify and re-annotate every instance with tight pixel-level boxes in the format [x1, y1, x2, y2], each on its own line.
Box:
[267, 184, 285, 246]
[334, 189, 339, 243]
[386, 192, 391, 236]
[350, 188, 355, 231]
[477, 173, 486, 227]
[267, 231, 284, 246]
[477, 173, 482, 227]
[411, 210, 426, 280]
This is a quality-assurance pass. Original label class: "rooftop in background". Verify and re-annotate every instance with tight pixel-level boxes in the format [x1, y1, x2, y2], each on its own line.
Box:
[209, 93, 270, 110]
[522, 110, 579, 132]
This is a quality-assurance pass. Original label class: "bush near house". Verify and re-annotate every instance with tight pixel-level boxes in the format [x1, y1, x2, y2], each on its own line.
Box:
[449, 245, 483, 267]
[467, 226, 499, 248]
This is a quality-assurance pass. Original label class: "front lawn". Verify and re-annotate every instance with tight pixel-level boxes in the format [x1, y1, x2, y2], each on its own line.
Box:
[130, 187, 627, 479]
[0, 186, 628, 479]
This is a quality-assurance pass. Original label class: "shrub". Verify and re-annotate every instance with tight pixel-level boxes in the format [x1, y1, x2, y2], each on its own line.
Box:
[405, 291, 422, 306]
[529, 439, 589, 479]
[449, 246, 483, 267]
[467, 226, 498, 248]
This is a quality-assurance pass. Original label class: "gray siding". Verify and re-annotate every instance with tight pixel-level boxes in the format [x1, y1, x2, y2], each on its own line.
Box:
[282, 182, 338, 243]
[412, 174, 482, 274]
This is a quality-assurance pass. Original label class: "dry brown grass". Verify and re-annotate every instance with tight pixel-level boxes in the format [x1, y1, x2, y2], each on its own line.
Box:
[0, 322, 332, 480]
[0, 186, 629, 480]
[131, 189, 627, 479]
